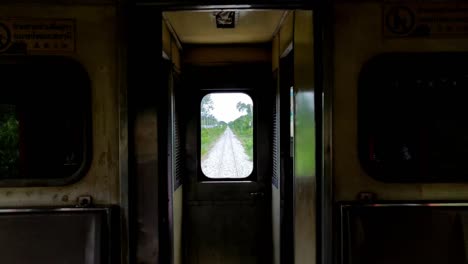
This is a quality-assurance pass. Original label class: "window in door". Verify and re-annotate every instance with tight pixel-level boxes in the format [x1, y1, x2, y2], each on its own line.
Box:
[200, 92, 254, 179]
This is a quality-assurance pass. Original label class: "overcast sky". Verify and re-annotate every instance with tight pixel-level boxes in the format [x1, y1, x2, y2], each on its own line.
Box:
[208, 93, 253, 122]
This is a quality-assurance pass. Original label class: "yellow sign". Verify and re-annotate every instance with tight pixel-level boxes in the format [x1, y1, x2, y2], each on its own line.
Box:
[384, 2, 468, 37]
[0, 18, 75, 54]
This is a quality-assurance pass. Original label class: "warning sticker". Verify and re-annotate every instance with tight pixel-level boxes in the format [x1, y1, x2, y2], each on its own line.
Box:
[0, 18, 75, 54]
[384, 2, 468, 38]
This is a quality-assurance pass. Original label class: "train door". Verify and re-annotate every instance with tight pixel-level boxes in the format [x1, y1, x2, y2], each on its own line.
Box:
[165, 10, 279, 263]
[182, 64, 272, 264]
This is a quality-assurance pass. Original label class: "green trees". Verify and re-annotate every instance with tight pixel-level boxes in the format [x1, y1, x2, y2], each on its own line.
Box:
[201, 94, 214, 116]
[200, 95, 253, 160]
[0, 106, 19, 177]
[229, 103, 253, 160]
[201, 95, 225, 157]
[236, 102, 252, 116]
[201, 94, 218, 127]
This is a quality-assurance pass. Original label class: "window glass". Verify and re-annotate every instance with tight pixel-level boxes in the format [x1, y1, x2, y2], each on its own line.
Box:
[359, 53, 468, 182]
[0, 57, 90, 185]
[201, 93, 253, 178]
[0, 105, 19, 178]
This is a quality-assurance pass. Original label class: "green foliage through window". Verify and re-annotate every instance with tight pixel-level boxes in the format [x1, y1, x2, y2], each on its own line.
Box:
[200, 93, 253, 178]
[0, 105, 19, 178]
[229, 102, 253, 161]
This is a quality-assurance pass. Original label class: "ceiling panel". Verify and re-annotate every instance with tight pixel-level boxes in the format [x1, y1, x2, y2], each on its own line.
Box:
[164, 10, 287, 44]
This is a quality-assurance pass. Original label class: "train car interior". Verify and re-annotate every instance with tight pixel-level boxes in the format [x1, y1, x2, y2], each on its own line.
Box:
[140, 9, 316, 264]
[1, 0, 468, 264]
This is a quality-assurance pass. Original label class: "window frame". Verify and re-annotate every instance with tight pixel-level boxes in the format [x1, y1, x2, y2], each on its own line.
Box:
[358, 52, 468, 183]
[198, 90, 257, 182]
[0, 56, 92, 187]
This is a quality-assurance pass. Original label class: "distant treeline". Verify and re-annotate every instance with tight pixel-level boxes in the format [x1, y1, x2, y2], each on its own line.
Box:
[229, 102, 253, 160]
[200, 95, 253, 160]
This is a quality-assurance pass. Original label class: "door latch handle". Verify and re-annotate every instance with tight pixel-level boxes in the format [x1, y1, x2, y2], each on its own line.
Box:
[249, 192, 265, 198]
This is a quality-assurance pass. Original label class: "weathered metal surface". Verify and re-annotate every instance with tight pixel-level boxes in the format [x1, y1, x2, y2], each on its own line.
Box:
[293, 10, 316, 264]
[333, 1, 468, 201]
[0, 5, 119, 206]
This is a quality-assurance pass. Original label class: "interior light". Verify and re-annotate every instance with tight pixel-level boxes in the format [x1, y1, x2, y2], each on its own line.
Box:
[214, 11, 236, 28]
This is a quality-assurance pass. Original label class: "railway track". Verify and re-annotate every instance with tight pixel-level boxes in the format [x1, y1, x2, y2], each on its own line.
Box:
[202, 127, 252, 178]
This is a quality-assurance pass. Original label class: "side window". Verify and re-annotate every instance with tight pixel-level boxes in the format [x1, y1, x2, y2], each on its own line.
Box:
[358, 53, 468, 182]
[0, 105, 19, 178]
[200, 93, 253, 179]
[0, 57, 91, 186]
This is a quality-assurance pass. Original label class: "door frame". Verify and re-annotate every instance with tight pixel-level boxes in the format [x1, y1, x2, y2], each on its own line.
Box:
[128, 2, 332, 264]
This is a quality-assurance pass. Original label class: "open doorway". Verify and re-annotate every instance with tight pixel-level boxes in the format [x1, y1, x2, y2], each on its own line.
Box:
[133, 8, 316, 264]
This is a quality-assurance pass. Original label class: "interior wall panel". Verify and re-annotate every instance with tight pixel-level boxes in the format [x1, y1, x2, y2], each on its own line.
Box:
[0, 5, 119, 207]
[133, 10, 163, 264]
[173, 187, 183, 264]
[171, 40, 181, 70]
[184, 46, 271, 65]
[272, 187, 281, 264]
[279, 12, 294, 58]
[163, 21, 171, 57]
[272, 35, 280, 71]
[334, 1, 468, 201]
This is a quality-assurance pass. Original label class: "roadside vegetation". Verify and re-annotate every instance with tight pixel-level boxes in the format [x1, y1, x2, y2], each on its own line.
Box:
[229, 102, 253, 160]
[201, 94, 226, 158]
[200, 94, 254, 160]
[0, 105, 19, 178]
[201, 125, 226, 158]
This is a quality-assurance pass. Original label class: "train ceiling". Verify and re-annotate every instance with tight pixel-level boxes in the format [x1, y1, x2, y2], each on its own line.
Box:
[164, 10, 287, 44]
